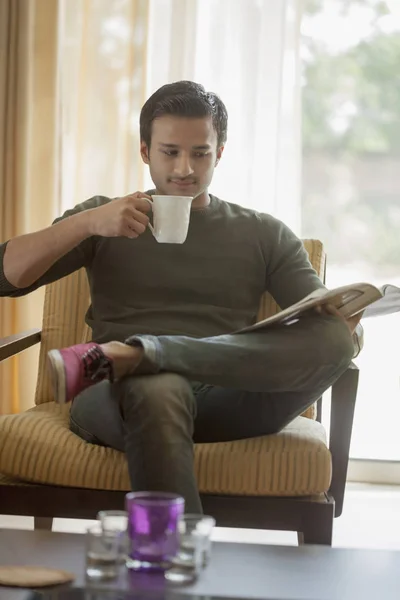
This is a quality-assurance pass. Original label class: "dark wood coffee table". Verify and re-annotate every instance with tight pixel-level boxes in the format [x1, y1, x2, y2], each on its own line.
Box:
[1, 528, 399, 600]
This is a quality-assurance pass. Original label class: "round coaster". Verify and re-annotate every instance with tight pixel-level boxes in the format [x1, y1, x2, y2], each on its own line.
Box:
[0, 565, 75, 588]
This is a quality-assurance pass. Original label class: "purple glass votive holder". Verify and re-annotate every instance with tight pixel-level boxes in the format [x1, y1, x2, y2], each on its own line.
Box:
[125, 491, 185, 571]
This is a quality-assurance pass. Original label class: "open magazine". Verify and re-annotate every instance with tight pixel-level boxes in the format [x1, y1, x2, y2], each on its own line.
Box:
[362, 284, 400, 318]
[237, 283, 383, 334]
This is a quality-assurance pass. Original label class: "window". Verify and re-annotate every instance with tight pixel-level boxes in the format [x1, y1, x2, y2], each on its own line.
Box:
[301, 0, 400, 461]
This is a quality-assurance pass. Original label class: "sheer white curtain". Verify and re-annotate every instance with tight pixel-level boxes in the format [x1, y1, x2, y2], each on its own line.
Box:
[58, 0, 302, 233]
[57, 0, 149, 214]
[145, 0, 303, 232]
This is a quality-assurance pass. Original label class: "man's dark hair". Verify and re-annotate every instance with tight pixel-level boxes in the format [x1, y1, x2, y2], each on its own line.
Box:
[140, 81, 228, 148]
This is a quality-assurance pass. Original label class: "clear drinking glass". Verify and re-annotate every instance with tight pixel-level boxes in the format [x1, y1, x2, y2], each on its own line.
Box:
[165, 514, 216, 583]
[179, 514, 216, 566]
[85, 524, 121, 580]
[97, 510, 129, 562]
[125, 491, 185, 571]
[98, 510, 128, 533]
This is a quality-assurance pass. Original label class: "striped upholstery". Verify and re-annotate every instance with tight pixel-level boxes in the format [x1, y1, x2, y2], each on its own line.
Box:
[0, 402, 331, 495]
[0, 239, 331, 496]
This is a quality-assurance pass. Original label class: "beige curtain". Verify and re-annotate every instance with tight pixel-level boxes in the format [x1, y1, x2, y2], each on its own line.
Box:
[0, 0, 59, 414]
[1, 0, 149, 413]
[58, 0, 149, 212]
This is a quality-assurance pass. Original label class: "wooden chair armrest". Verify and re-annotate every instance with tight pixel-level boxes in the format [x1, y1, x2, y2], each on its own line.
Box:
[0, 328, 42, 362]
[328, 362, 359, 518]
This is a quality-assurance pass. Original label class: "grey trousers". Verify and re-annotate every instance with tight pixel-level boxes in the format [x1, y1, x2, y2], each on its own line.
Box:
[70, 314, 354, 513]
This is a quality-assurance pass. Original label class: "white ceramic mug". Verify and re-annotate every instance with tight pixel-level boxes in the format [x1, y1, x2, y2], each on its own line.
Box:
[144, 195, 193, 243]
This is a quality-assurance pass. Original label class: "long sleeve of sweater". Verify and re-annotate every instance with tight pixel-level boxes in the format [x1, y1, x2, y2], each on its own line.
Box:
[0, 196, 109, 298]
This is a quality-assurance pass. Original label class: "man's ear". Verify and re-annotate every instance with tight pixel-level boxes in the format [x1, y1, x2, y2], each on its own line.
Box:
[215, 145, 224, 166]
[140, 141, 150, 165]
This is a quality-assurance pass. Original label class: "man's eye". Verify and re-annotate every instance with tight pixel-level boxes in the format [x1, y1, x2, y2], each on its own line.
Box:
[194, 152, 207, 158]
[162, 150, 178, 157]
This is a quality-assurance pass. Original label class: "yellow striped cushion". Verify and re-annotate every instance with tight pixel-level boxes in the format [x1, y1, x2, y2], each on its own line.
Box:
[0, 403, 331, 496]
[34, 239, 325, 423]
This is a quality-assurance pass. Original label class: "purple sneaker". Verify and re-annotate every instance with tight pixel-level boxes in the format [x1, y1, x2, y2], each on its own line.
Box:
[47, 342, 114, 404]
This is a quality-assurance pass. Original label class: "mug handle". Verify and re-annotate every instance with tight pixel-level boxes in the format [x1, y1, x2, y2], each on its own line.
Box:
[142, 198, 154, 235]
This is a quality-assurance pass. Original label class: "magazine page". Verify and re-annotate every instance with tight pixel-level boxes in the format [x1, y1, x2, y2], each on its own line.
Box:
[362, 284, 400, 318]
[237, 283, 382, 334]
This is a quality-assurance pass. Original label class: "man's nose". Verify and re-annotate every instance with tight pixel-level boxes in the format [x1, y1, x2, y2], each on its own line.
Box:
[173, 153, 194, 178]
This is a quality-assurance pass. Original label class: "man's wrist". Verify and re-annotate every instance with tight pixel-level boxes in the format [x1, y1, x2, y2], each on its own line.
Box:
[73, 209, 96, 238]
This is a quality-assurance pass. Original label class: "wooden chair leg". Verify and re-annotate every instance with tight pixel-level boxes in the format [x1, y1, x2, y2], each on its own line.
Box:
[34, 517, 53, 531]
[298, 511, 333, 546]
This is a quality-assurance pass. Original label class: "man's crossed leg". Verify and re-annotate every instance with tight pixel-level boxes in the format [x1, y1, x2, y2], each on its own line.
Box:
[50, 314, 354, 512]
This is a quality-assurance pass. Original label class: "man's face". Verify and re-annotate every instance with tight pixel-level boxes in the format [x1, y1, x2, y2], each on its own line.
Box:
[140, 115, 224, 199]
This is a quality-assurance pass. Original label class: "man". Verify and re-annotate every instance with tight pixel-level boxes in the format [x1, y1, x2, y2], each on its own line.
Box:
[0, 81, 361, 513]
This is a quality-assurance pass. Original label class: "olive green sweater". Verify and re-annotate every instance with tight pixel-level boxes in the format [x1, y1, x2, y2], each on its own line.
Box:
[0, 194, 327, 344]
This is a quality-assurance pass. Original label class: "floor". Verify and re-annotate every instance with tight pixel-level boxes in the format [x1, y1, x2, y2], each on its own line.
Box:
[1, 483, 400, 550]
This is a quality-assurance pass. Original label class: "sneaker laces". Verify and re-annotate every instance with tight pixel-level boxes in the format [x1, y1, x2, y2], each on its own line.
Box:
[82, 346, 114, 383]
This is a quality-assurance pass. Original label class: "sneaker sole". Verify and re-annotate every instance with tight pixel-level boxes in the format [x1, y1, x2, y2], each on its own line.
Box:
[47, 350, 68, 404]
